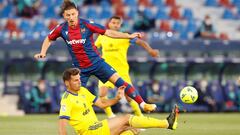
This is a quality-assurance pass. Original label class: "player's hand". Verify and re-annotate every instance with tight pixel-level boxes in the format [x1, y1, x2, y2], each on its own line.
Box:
[149, 49, 159, 58]
[129, 32, 143, 39]
[34, 53, 46, 59]
[116, 86, 125, 100]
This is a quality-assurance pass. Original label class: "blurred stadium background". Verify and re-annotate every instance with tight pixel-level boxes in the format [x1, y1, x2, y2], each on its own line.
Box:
[0, 0, 240, 134]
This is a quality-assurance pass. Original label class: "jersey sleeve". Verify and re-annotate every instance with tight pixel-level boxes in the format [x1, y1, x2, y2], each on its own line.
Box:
[48, 24, 62, 41]
[95, 35, 102, 48]
[84, 20, 106, 35]
[82, 87, 98, 104]
[59, 94, 72, 120]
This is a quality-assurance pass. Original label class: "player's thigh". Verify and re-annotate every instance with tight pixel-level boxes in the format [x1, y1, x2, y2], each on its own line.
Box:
[80, 72, 90, 87]
[94, 62, 117, 84]
[83, 120, 110, 135]
[107, 114, 131, 134]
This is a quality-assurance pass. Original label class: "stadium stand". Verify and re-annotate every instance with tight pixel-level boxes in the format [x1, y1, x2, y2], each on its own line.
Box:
[0, 0, 240, 114]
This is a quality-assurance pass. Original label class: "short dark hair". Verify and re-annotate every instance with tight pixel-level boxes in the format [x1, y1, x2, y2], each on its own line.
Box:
[61, 1, 77, 13]
[109, 16, 122, 21]
[62, 68, 80, 82]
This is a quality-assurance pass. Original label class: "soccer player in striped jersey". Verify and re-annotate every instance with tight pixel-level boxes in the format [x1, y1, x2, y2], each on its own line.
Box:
[95, 16, 159, 118]
[34, 1, 155, 112]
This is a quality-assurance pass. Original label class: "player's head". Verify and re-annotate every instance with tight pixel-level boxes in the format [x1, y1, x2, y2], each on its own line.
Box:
[61, 1, 79, 27]
[108, 16, 122, 31]
[62, 68, 81, 91]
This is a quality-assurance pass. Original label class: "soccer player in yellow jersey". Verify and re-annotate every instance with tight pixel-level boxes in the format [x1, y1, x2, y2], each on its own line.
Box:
[59, 68, 179, 135]
[95, 16, 159, 118]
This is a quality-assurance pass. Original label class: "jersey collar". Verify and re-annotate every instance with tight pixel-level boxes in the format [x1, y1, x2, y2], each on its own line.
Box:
[66, 90, 78, 96]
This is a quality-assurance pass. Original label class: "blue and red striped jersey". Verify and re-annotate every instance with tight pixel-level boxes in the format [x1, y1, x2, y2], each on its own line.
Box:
[48, 18, 106, 70]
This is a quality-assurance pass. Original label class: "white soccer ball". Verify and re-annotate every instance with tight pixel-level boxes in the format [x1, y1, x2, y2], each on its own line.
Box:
[180, 86, 198, 104]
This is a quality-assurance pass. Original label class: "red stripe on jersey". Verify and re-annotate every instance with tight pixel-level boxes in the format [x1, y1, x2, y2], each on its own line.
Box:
[68, 25, 92, 68]
[48, 24, 63, 41]
[85, 23, 106, 34]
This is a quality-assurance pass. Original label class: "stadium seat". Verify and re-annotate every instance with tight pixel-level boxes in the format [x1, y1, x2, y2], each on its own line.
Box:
[19, 20, 32, 32]
[166, 0, 176, 7]
[222, 8, 236, 19]
[233, 0, 240, 6]
[115, 4, 125, 18]
[111, 0, 123, 5]
[139, 0, 152, 7]
[155, 8, 169, 20]
[4, 19, 19, 32]
[205, 0, 219, 6]
[0, 5, 12, 18]
[124, 0, 137, 7]
[185, 20, 198, 33]
[172, 21, 184, 33]
[86, 6, 99, 19]
[33, 21, 48, 32]
[99, 8, 113, 19]
[127, 8, 138, 19]
[151, 0, 165, 7]
[100, 0, 111, 8]
[169, 7, 181, 20]
[182, 8, 194, 20]
[44, 6, 58, 18]
[143, 7, 154, 19]
[159, 20, 172, 32]
[219, 0, 234, 8]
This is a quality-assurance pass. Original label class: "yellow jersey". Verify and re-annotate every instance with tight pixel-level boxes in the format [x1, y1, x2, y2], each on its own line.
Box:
[59, 87, 110, 135]
[95, 35, 137, 75]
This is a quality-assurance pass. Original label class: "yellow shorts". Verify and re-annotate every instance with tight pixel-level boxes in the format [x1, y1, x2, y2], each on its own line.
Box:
[81, 120, 110, 135]
[98, 73, 132, 89]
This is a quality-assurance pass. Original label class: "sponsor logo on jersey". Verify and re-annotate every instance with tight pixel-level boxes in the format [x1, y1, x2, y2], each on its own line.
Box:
[66, 39, 86, 45]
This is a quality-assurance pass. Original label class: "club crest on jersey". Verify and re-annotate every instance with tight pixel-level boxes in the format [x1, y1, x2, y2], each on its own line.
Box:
[81, 28, 86, 33]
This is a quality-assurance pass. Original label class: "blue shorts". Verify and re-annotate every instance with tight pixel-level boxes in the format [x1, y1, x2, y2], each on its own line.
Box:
[80, 61, 116, 87]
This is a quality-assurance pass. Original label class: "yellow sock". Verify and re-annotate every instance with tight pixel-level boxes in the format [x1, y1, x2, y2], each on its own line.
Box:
[120, 130, 135, 135]
[129, 100, 143, 116]
[102, 97, 115, 118]
[129, 115, 168, 128]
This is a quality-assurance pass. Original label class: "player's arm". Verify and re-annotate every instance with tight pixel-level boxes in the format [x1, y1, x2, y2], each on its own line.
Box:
[59, 119, 68, 135]
[135, 39, 159, 58]
[104, 29, 142, 39]
[34, 37, 52, 59]
[94, 86, 125, 109]
[34, 24, 62, 59]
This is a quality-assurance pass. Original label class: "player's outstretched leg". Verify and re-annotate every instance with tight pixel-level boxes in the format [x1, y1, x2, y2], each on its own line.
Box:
[113, 77, 156, 112]
[108, 105, 179, 135]
[126, 96, 143, 116]
[129, 104, 179, 130]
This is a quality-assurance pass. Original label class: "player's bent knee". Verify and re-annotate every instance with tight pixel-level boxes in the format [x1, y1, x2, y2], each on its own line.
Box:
[123, 114, 131, 124]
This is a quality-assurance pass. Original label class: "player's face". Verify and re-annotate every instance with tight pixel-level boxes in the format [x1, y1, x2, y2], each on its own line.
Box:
[66, 74, 81, 92]
[63, 8, 79, 27]
[108, 18, 122, 31]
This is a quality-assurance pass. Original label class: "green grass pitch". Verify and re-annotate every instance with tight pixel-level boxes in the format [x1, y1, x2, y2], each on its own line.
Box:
[0, 113, 240, 135]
